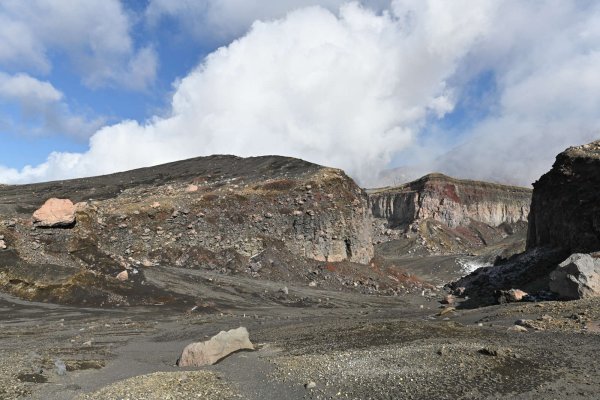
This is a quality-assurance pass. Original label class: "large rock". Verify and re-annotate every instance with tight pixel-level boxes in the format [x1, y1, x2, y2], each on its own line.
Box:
[527, 141, 600, 253]
[178, 327, 254, 367]
[549, 254, 600, 300]
[32, 198, 76, 227]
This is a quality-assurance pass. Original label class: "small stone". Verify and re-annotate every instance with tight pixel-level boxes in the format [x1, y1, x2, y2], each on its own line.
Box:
[497, 288, 528, 303]
[0, 240, 6, 250]
[438, 307, 455, 316]
[515, 319, 538, 330]
[54, 359, 66, 376]
[508, 325, 528, 333]
[308, 281, 317, 287]
[305, 381, 317, 389]
[441, 294, 455, 305]
[116, 270, 129, 281]
[280, 286, 289, 295]
[478, 347, 511, 357]
[185, 184, 199, 193]
[151, 202, 161, 209]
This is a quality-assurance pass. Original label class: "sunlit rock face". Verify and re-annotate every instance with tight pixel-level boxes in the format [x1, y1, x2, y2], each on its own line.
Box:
[369, 173, 531, 230]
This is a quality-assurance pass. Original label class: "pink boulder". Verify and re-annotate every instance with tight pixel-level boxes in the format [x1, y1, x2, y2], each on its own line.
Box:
[33, 198, 76, 228]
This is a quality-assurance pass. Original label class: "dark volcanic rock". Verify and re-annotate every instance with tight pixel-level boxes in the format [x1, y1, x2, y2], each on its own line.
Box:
[451, 247, 567, 306]
[527, 141, 600, 253]
[453, 140, 600, 306]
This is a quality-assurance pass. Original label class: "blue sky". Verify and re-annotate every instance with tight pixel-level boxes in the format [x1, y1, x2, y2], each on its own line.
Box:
[0, 1, 598, 186]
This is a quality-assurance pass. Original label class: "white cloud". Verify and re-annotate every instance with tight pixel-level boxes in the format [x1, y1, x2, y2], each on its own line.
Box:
[0, 1, 489, 184]
[146, 0, 389, 43]
[0, 72, 104, 138]
[0, 0, 156, 90]
[424, 1, 600, 186]
[0, 73, 62, 103]
[2, 0, 599, 187]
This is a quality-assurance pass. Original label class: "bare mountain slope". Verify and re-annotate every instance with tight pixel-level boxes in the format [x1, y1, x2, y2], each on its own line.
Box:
[0, 155, 406, 306]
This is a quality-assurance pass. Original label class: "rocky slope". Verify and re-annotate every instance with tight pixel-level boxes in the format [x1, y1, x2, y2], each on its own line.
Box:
[0, 155, 408, 306]
[453, 140, 600, 305]
[368, 173, 531, 256]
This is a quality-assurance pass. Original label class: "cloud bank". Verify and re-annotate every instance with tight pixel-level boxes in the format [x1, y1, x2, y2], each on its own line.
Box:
[0, 1, 489, 184]
[1, 0, 599, 187]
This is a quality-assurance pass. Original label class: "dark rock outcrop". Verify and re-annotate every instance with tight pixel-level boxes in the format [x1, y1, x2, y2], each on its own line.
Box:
[453, 140, 600, 305]
[527, 141, 600, 253]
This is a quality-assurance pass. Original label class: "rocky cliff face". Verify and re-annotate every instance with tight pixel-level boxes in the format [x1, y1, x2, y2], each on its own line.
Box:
[369, 173, 531, 229]
[527, 141, 600, 253]
[0, 155, 383, 305]
[367, 174, 531, 256]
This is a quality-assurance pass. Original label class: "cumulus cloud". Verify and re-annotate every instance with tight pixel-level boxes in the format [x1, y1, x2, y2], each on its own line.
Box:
[0, 0, 156, 90]
[0, 72, 104, 138]
[146, 0, 390, 44]
[0, 1, 489, 184]
[1, 0, 599, 187]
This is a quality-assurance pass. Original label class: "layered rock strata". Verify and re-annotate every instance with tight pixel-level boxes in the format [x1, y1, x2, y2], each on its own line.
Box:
[368, 173, 532, 256]
[369, 173, 531, 229]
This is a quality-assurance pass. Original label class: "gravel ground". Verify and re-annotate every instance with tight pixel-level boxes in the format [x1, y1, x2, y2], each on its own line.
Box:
[1, 292, 600, 399]
[77, 371, 239, 400]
